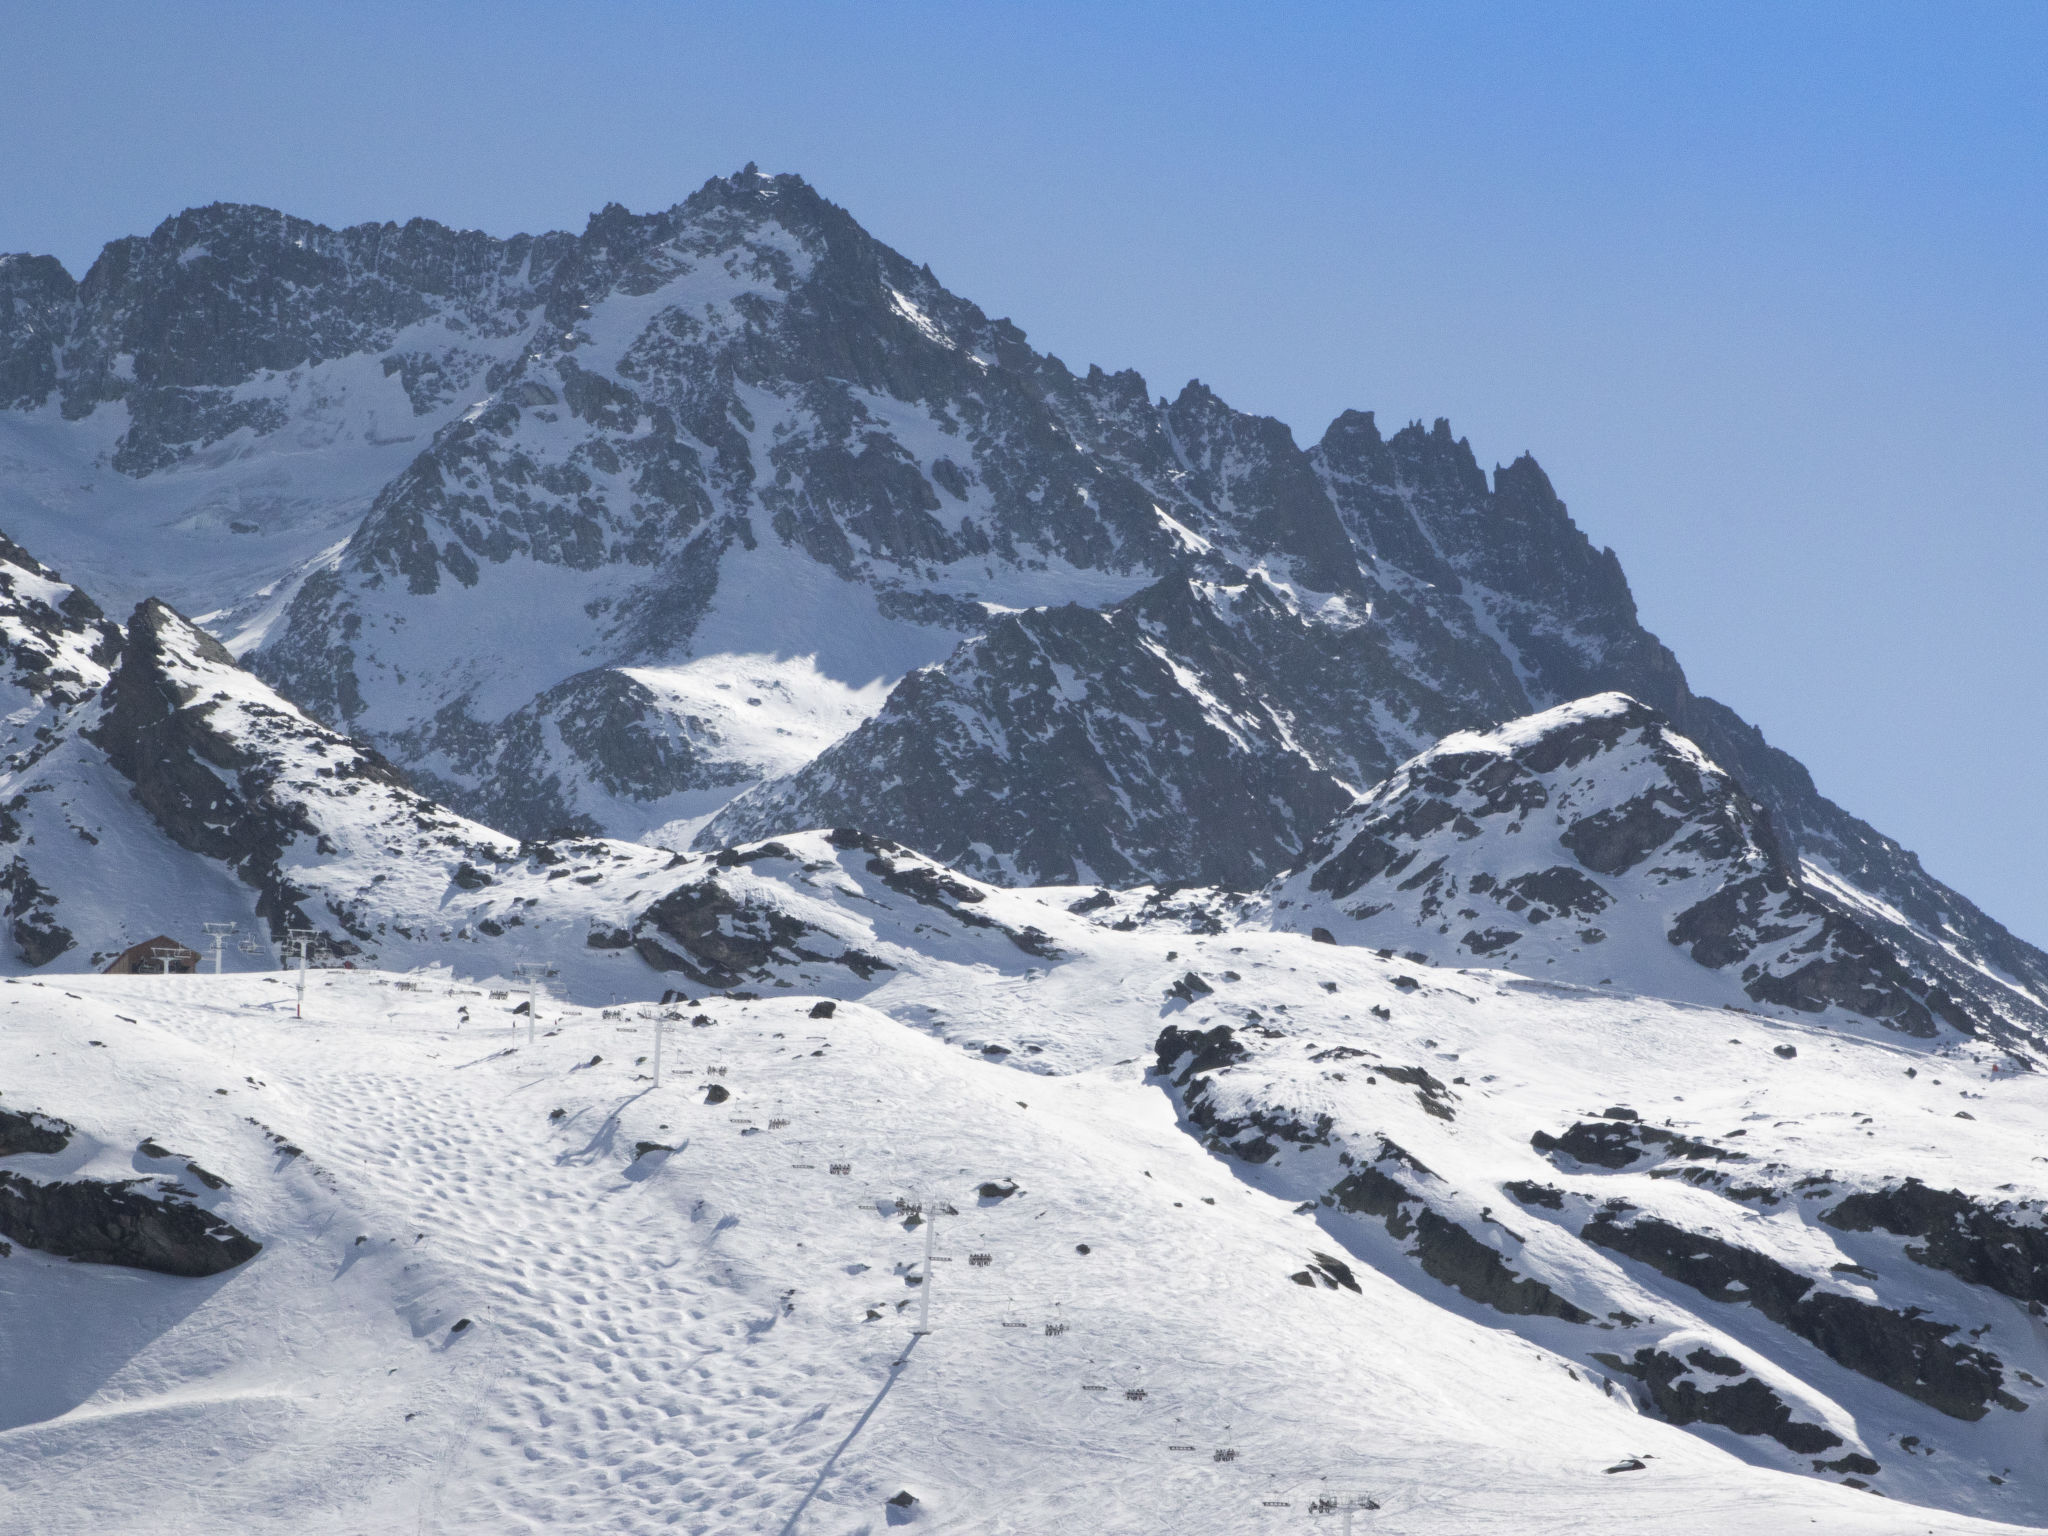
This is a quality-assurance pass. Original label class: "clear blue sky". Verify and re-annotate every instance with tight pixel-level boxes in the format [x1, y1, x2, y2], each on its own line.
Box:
[5, 2, 2044, 944]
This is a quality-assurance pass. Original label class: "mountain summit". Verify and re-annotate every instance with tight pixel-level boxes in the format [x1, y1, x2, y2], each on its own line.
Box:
[1, 170, 2046, 1531]
[1268, 693, 2037, 1044]
[1, 168, 2040, 1040]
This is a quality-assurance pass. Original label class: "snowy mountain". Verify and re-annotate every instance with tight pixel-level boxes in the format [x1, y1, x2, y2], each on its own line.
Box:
[4, 168, 2047, 1531]
[7, 167, 2032, 1044]
[703, 572, 1374, 888]
[0, 553, 1066, 995]
[1265, 693, 2047, 1053]
[0, 544, 664, 975]
[239, 172, 1365, 845]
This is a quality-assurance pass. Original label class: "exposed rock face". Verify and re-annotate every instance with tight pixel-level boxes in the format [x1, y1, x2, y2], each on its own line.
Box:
[627, 828, 1072, 989]
[404, 667, 756, 841]
[1531, 1117, 1744, 1171]
[0, 1105, 73, 1156]
[0, 1091, 256, 1278]
[632, 877, 860, 990]
[1154, 1023, 1251, 1086]
[0, 1170, 260, 1277]
[1823, 1180, 2048, 1306]
[1319, 1150, 1593, 1322]
[1267, 694, 2032, 1044]
[1605, 1346, 1843, 1456]
[81, 598, 512, 945]
[0, 530, 122, 755]
[0, 254, 77, 411]
[707, 576, 1378, 887]
[1397, 1201, 1594, 1323]
[1155, 1024, 1598, 1328]
[1313, 415, 1683, 737]
[1582, 1212, 2013, 1421]
[822, 828, 1058, 958]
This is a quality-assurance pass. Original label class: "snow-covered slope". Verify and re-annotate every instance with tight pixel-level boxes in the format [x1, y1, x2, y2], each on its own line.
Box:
[2, 864, 2045, 1530]
[1261, 694, 2047, 1053]
[1143, 948, 2048, 1521]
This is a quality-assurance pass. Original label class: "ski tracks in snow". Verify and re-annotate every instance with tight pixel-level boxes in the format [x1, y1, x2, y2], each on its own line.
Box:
[287, 1045, 840, 1534]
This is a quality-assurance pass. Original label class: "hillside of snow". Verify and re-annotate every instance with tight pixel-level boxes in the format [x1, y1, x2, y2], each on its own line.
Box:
[3, 922, 2046, 1532]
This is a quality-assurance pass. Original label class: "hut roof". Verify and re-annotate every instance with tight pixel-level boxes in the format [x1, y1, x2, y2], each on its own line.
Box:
[103, 936, 201, 975]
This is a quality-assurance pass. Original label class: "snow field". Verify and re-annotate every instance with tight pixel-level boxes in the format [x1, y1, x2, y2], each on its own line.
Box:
[0, 964, 2038, 1534]
[0, 328, 506, 624]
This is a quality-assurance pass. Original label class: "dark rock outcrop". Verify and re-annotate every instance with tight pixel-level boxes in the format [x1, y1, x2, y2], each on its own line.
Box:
[632, 870, 892, 989]
[1601, 1346, 1844, 1456]
[0, 1170, 260, 1277]
[0, 1105, 73, 1156]
[1154, 1023, 1249, 1086]
[1824, 1180, 2048, 1306]
[1532, 1117, 1744, 1171]
[1584, 1212, 2014, 1420]
[1323, 1154, 1592, 1323]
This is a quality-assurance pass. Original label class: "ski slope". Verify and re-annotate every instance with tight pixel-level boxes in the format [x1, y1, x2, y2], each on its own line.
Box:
[1, 913, 2043, 1532]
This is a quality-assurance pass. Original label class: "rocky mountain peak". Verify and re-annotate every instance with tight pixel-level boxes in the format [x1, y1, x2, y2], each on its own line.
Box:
[1, 175, 2041, 1056]
[124, 594, 239, 678]
[1163, 381, 1363, 595]
[0, 252, 77, 410]
[1269, 693, 2019, 1044]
